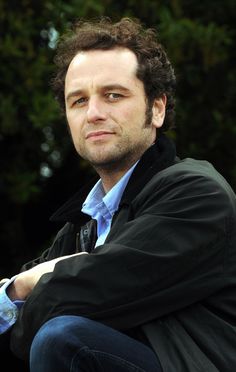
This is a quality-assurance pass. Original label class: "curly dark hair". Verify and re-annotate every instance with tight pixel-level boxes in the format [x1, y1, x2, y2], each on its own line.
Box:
[51, 17, 176, 132]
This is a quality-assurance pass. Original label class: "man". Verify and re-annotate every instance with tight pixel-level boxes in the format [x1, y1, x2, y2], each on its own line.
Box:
[1, 17, 236, 372]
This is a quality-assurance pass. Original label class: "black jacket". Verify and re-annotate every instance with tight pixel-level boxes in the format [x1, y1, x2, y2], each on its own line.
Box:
[10, 135, 236, 371]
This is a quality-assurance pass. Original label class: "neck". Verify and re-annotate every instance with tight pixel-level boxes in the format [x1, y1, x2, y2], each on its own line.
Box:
[94, 161, 136, 193]
[92, 144, 154, 192]
[96, 168, 130, 193]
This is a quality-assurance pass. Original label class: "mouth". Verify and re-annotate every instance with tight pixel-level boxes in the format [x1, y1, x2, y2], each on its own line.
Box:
[86, 130, 115, 140]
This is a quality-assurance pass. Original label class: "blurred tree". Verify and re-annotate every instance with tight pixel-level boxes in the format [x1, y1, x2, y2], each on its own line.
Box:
[0, 0, 100, 275]
[0, 0, 235, 276]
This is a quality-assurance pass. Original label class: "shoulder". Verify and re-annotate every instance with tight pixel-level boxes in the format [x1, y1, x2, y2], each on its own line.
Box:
[154, 157, 234, 194]
[137, 157, 236, 215]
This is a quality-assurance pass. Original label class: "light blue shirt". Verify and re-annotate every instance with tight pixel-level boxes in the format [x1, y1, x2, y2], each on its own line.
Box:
[0, 162, 137, 334]
[81, 162, 137, 247]
[0, 276, 23, 333]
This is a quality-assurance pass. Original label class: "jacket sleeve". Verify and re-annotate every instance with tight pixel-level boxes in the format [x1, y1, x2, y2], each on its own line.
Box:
[10, 165, 236, 360]
[20, 222, 78, 271]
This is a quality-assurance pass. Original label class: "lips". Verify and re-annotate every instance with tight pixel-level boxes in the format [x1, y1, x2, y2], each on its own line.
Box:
[86, 130, 114, 139]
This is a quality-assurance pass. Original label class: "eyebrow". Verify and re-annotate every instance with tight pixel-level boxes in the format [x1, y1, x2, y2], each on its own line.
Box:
[101, 84, 131, 92]
[66, 84, 131, 102]
[66, 89, 83, 102]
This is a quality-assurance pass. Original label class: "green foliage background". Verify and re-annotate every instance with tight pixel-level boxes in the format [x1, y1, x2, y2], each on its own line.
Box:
[1, 0, 235, 276]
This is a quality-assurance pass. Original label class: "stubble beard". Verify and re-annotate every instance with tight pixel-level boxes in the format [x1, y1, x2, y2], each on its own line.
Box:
[93, 101, 155, 171]
[83, 135, 137, 173]
[73, 101, 155, 173]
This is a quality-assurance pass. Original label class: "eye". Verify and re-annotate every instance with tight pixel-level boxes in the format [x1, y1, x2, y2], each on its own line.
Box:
[106, 92, 123, 101]
[72, 97, 88, 107]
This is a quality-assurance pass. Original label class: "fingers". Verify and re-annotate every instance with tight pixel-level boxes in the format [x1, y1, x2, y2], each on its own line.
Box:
[0, 278, 9, 284]
[0, 278, 9, 288]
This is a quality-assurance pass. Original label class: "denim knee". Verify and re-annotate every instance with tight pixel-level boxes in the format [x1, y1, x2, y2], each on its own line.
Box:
[30, 315, 163, 372]
[31, 315, 87, 351]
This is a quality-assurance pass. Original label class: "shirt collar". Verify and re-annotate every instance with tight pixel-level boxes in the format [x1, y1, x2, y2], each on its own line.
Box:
[82, 161, 138, 219]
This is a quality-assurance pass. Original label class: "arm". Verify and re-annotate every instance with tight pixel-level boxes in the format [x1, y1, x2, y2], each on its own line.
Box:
[0, 221, 81, 334]
[8, 252, 89, 302]
[0, 253, 88, 335]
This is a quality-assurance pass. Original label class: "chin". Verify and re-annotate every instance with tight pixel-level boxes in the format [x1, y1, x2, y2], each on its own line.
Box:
[90, 154, 126, 168]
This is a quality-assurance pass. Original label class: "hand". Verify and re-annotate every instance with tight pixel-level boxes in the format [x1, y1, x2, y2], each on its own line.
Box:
[7, 252, 88, 301]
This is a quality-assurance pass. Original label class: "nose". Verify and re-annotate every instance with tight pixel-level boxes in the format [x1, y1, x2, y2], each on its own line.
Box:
[87, 97, 107, 123]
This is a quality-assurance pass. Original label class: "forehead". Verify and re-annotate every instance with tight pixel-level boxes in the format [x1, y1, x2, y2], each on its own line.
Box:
[65, 48, 140, 89]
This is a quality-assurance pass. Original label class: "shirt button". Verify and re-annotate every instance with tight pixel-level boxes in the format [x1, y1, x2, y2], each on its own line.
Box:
[6, 310, 14, 320]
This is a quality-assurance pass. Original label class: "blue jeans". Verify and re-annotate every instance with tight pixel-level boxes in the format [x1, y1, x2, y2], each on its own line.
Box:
[30, 315, 163, 372]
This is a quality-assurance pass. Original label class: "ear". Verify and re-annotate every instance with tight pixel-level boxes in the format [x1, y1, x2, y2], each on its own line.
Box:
[152, 95, 167, 129]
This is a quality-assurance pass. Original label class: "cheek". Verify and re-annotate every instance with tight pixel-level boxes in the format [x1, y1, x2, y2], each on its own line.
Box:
[117, 106, 138, 126]
[124, 99, 146, 119]
[67, 122, 83, 149]
[67, 112, 83, 133]
[121, 105, 146, 131]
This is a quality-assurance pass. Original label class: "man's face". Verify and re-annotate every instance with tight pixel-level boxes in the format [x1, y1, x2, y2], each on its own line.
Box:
[65, 48, 165, 172]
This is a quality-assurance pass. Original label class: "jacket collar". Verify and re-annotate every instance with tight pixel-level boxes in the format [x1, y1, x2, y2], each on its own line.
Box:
[120, 134, 176, 205]
[50, 134, 177, 223]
